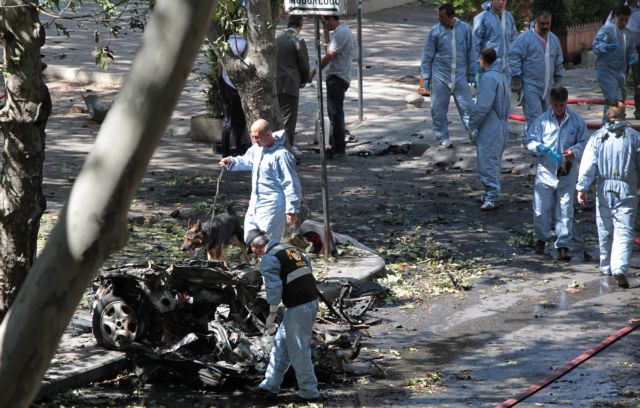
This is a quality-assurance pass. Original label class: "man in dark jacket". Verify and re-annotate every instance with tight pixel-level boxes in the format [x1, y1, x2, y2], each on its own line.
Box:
[276, 15, 310, 149]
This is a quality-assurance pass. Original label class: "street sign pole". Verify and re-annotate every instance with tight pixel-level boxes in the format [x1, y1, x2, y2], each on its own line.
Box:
[286, 0, 347, 260]
[315, 17, 332, 260]
[357, 0, 363, 122]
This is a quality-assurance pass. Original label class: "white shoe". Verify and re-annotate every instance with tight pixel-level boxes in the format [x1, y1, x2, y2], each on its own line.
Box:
[480, 200, 499, 211]
[440, 139, 453, 148]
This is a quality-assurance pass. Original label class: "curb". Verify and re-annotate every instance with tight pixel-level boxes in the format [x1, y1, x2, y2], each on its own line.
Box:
[38, 346, 129, 400]
[345, 108, 431, 156]
[300, 220, 387, 301]
[44, 64, 125, 86]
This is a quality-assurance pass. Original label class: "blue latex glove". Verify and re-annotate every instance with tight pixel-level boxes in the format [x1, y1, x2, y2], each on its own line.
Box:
[630, 54, 639, 65]
[604, 43, 619, 52]
[536, 144, 551, 154]
[424, 78, 430, 93]
[536, 144, 562, 163]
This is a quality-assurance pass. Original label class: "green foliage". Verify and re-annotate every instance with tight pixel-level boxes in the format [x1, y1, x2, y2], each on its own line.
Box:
[506, 224, 536, 248]
[565, 0, 618, 25]
[405, 372, 445, 393]
[530, 0, 618, 30]
[375, 228, 488, 303]
[529, 0, 568, 31]
[435, 0, 615, 31]
[203, 0, 247, 118]
[53, 22, 70, 37]
[434, 0, 482, 24]
[212, 0, 247, 55]
[40, 0, 61, 10]
[434, 0, 529, 30]
[38, 0, 156, 68]
[508, 1, 531, 30]
[163, 173, 214, 186]
[92, 46, 114, 69]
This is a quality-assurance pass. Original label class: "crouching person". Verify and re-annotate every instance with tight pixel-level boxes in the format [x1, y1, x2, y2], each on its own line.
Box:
[576, 101, 640, 288]
[246, 229, 320, 402]
[525, 86, 589, 259]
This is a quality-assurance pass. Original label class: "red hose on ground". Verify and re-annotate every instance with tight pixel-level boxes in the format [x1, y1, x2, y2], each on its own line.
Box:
[567, 98, 635, 105]
[509, 113, 526, 122]
[508, 113, 640, 130]
[496, 319, 640, 408]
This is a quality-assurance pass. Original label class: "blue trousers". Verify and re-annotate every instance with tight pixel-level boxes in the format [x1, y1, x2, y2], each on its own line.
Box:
[533, 176, 576, 249]
[475, 122, 508, 201]
[430, 80, 472, 142]
[596, 201, 636, 276]
[326, 75, 349, 154]
[244, 208, 286, 243]
[259, 299, 319, 399]
[522, 88, 549, 127]
[596, 68, 626, 124]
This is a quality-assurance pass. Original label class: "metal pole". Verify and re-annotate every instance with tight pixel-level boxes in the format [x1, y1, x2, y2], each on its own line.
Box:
[357, 0, 363, 122]
[315, 16, 332, 260]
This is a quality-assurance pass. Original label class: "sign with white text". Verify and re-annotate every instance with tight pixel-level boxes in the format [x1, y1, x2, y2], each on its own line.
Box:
[284, 0, 347, 15]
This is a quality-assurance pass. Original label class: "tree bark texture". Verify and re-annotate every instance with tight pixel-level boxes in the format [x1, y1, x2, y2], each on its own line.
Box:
[0, 0, 216, 405]
[0, 0, 51, 320]
[210, 0, 283, 129]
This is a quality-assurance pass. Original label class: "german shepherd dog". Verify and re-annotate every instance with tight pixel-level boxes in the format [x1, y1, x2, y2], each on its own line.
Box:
[180, 204, 250, 267]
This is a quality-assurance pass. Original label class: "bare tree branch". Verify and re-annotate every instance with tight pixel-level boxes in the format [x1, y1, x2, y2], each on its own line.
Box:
[0, 0, 217, 405]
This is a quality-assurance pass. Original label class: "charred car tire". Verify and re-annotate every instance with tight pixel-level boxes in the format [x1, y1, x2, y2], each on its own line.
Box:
[93, 292, 144, 350]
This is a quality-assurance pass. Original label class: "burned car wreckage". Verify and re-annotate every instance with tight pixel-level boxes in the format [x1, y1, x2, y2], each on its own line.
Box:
[92, 259, 384, 387]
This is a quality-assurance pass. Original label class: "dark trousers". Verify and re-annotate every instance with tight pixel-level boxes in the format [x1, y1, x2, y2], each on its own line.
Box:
[326, 75, 349, 154]
[633, 46, 640, 118]
[278, 93, 299, 146]
[221, 78, 247, 156]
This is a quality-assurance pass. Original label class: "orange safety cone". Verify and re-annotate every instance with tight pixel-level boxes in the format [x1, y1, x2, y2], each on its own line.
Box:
[418, 75, 431, 97]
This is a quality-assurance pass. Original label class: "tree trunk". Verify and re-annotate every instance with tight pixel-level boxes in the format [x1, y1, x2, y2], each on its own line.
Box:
[0, 0, 51, 320]
[208, 1, 314, 241]
[0, 0, 216, 405]
[209, 0, 283, 129]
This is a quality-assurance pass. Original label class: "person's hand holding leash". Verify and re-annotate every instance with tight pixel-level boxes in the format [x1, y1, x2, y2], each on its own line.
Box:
[219, 157, 232, 168]
[286, 213, 298, 224]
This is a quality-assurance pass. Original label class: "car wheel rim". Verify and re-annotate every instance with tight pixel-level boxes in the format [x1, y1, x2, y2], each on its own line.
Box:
[100, 300, 139, 347]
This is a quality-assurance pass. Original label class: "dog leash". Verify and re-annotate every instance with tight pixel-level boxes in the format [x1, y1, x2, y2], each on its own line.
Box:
[206, 167, 225, 248]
